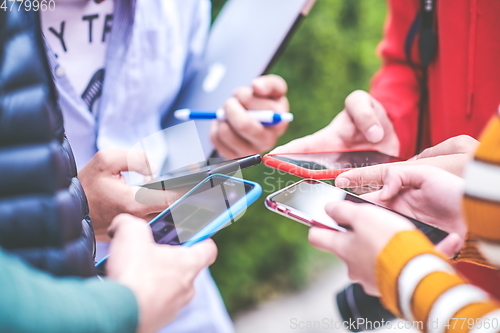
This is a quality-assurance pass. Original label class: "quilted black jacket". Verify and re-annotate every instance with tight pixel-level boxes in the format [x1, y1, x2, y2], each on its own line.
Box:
[0, 10, 96, 277]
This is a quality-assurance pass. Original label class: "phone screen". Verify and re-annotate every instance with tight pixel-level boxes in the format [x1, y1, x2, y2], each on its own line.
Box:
[149, 175, 254, 245]
[271, 151, 401, 171]
[270, 180, 448, 244]
[96, 176, 255, 275]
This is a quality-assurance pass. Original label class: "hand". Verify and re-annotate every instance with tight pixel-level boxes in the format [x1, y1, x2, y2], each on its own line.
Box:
[361, 165, 466, 256]
[272, 90, 399, 156]
[334, 135, 478, 193]
[106, 214, 217, 333]
[79, 150, 184, 242]
[309, 201, 415, 296]
[411, 135, 479, 160]
[210, 74, 290, 159]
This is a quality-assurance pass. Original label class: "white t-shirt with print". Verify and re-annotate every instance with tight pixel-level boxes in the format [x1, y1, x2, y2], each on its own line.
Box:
[41, 0, 114, 111]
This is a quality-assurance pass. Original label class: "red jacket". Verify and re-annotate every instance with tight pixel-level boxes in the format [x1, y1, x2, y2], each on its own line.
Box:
[371, 0, 500, 299]
[371, 0, 500, 159]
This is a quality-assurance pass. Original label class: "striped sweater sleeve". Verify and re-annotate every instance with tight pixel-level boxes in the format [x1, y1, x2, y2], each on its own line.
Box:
[376, 113, 500, 333]
[462, 115, 500, 268]
[376, 230, 500, 333]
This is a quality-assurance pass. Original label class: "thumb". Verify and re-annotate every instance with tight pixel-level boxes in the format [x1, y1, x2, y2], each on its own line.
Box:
[269, 133, 323, 155]
[251, 75, 287, 99]
[344, 90, 384, 143]
[107, 213, 153, 242]
[188, 239, 218, 268]
[324, 201, 360, 230]
[178, 239, 218, 282]
[435, 233, 463, 258]
[308, 227, 351, 259]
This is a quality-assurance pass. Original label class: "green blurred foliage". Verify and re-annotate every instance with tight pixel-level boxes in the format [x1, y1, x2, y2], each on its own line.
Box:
[209, 0, 387, 315]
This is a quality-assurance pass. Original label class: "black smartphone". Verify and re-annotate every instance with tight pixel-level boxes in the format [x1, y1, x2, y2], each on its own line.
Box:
[142, 154, 262, 190]
[266, 179, 448, 244]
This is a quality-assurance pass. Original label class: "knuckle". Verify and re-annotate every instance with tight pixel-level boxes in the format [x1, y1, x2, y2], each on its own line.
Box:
[223, 97, 239, 111]
[95, 151, 111, 170]
[233, 87, 252, 101]
[233, 119, 254, 135]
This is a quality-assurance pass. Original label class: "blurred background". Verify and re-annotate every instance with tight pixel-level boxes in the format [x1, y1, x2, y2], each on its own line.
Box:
[208, 0, 388, 329]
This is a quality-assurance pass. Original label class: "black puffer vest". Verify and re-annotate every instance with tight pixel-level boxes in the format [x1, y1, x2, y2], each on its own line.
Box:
[0, 10, 96, 277]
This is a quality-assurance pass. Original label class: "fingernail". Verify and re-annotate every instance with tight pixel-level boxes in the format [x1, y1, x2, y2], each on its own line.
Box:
[366, 125, 384, 143]
[335, 177, 349, 188]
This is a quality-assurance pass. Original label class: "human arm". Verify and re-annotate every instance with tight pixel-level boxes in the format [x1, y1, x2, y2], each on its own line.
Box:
[0, 214, 217, 333]
[309, 202, 500, 332]
[0, 249, 138, 333]
[210, 75, 290, 159]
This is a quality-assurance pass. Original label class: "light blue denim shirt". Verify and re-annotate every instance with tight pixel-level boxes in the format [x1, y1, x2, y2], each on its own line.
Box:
[44, 1, 234, 332]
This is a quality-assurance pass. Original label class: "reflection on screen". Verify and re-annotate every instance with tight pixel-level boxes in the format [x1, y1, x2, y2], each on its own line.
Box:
[272, 180, 448, 244]
[273, 151, 398, 170]
[149, 176, 253, 244]
[271, 181, 346, 229]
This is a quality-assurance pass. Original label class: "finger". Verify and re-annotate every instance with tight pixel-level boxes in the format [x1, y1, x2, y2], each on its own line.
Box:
[233, 87, 285, 111]
[223, 98, 269, 146]
[324, 201, 361, 230]
[96, 149, 154, 176]
[416, 135, 479, 159]
[216, 121, 258, 157]
[133, 186, 184, 207]
[210, 121, 240, 159]
[308, 227, 351, 259]
[334, 163, 390, 191]
[270, 132, 325, 155]
[250, 74, 287, 99]
[189, 239, 218, 268]
[359, 191, 384, 205]
[179, 239, 218, 281]
[435, 233, 463, 258]
[108, 213, 153, 242]
[344, 90, 384, 143]
[379, 165, 431, 201]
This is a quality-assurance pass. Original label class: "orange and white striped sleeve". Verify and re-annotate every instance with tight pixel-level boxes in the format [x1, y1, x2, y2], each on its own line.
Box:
[376, 230, 500, 333]
[375, 113, 500, 333]
[462, 114, 500, 268]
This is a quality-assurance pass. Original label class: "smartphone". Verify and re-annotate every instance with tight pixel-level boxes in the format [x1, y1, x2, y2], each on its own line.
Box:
[142, 154, 262, 190]
[263, 150, 402, 179]
[96, 174, 262, 275]
[265, 179, 448, 244]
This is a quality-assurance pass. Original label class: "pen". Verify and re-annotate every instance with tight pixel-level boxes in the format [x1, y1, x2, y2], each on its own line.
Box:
[174, 108, 294, 126]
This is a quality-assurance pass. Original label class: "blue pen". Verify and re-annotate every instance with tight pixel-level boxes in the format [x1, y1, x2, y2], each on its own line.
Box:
[174, 108, 294, 126]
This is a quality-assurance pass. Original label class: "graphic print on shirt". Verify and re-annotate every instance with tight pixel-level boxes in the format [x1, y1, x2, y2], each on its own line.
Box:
[41, 0, 114, 113]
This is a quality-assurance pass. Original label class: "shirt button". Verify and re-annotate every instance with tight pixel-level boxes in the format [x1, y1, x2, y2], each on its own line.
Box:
[55, 65, 65, 77]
